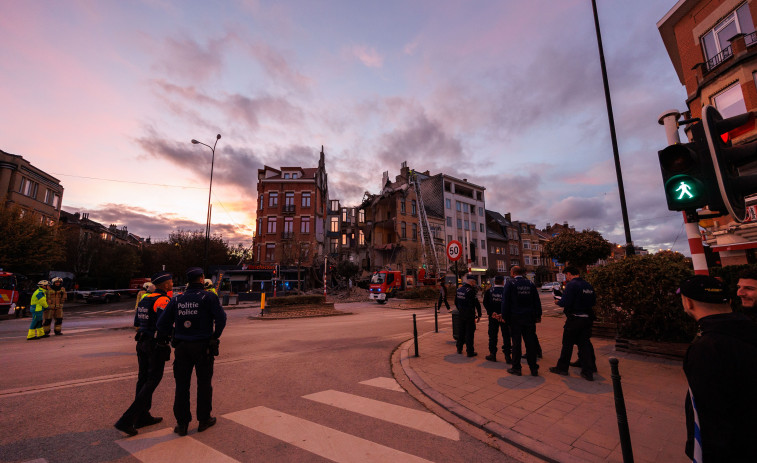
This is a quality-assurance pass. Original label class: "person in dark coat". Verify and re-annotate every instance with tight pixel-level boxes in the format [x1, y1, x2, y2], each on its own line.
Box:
[679, 275, 757, 462]
[483, 275, 510, 363]
[437, 277, 451, 312]
[454, 275, 481, 357]
[499, 266, 541, 376]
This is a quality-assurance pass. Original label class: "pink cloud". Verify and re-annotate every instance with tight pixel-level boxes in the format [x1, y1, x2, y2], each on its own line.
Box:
[349, 45, 384, 68]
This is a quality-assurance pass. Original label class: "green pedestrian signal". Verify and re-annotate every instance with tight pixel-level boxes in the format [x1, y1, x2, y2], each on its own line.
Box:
[663, 175, 704, 208]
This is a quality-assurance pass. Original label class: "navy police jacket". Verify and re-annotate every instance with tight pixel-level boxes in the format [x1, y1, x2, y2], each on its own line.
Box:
[157, 283, 227, 342]
[557, 277, 596, 317]
[483, 285, 505, 316]
[134, 290, 171, 338]
[455, 283, 482, 319]
[501, 276, 541, 324]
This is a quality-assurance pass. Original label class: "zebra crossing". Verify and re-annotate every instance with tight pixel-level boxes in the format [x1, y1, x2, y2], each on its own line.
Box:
[113, 376, 459, 463]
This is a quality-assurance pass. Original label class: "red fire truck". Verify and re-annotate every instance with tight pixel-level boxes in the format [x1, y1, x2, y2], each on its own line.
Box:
[0, 271, 19, 312]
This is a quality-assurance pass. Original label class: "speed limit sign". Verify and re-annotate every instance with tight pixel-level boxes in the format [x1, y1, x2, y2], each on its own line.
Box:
[446, 240, 463, 261]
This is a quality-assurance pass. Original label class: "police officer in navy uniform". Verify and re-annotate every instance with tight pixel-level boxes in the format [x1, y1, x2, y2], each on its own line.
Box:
[500, 266, 541, 376]
[483, 275, 511, 363]
[115, 271, 173, 436]
[157, 267, 226, 436]
[455, 275, 482, 357]
[549, 266, 598, 381]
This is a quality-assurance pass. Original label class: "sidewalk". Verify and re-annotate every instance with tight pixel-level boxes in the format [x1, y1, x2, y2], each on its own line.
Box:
[396, 314, 689, 463]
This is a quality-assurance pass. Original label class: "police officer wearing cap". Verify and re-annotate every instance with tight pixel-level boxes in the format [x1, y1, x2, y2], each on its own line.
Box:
[678, 275, 757, 461]
[455, 274, 482, 357]
[483, 275, 511, 363]
[115, 271, 173, 436]
[500, 266, 541, 376]
[157, 267, 226, 436]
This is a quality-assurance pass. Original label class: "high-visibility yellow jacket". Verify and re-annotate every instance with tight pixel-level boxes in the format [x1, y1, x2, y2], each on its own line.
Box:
[31, 288, 48, 313]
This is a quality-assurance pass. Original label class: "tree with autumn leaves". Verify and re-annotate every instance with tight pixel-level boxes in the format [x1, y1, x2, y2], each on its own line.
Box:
[543, 229, 613, 271]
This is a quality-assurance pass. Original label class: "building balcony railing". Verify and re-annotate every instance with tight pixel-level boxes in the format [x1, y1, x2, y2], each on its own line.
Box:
[746, 31, 757, 47]
[705, 45, 733, 72]
[282, 204, 296, 213]
[281, 231, 294, 239]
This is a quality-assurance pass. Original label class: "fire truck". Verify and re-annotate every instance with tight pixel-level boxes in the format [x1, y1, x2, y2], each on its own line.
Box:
[368, 270, 403, 304]
[0, 271, 19, 312]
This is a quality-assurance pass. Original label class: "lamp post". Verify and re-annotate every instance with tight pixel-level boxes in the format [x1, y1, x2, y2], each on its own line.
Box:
[191, 134, 221, 275]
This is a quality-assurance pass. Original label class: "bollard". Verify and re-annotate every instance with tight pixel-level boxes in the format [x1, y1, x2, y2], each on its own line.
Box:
[260, 293, 266, 316]
[609, 357, 634, 463]
[413, 314, 419, 357]
[434, 302, 438, 333]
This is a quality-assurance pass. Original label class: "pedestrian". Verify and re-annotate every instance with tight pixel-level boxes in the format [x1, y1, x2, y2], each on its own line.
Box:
[483, 275, 511, 363]
[43, 277, 66, 336]
[549, 266, 597, 381]
[678, 275, 757, 462]
[454, 275, 481, 357]
[27, 280, 49, 340]
[736, 268, 757, 319]
[500, 266, 541, 376]
[437, 277, 451, 312]
[157, 267, 227, 436]
[135, 281, 155, 309]
[114, 271, 173, 436]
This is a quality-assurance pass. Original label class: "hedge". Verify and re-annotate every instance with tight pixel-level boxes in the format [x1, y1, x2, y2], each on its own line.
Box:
[266, 295, 326, 307]
[395, 286, 438, 300]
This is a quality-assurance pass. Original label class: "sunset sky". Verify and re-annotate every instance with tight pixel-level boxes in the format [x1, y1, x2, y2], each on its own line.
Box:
[1, 0, 690, 253]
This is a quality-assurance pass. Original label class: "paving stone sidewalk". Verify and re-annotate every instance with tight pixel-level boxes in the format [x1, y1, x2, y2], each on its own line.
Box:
[398, 314, 690, 463]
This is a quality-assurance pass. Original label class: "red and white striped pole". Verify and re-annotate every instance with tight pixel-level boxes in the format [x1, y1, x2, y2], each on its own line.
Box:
[323, 256, 327, 297]
[659, 110, 709, 275]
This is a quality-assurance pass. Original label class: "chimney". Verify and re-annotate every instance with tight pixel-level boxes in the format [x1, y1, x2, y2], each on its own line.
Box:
[505, 213, 511, 222]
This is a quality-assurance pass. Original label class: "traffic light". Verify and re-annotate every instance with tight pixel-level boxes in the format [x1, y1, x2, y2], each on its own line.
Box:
[702, 105, 757, 222]
[658, 122, 722, 212]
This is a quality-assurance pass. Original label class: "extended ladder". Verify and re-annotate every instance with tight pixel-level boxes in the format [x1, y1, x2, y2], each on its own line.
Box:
[411, 173, 440, 279]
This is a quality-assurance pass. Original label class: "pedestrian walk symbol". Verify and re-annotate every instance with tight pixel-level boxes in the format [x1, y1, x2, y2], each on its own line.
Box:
[676, 181, 694, 200]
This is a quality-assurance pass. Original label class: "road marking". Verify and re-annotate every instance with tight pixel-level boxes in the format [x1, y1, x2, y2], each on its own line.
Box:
[116, 427, 239, 463]
[303, 390, 459, 440]
[224, 406, 434, 463]
[359, 376, 405, 392]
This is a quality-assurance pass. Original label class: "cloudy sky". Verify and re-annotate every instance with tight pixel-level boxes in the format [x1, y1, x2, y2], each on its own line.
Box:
[1, 0, 690, 253]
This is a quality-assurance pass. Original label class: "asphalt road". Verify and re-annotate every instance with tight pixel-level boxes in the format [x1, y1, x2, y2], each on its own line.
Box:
[0, 297, 557, 463]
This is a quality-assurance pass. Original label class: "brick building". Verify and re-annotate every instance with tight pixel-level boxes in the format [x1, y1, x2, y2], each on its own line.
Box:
[1, 149, 64, 225]
[252, 148, 328, 280]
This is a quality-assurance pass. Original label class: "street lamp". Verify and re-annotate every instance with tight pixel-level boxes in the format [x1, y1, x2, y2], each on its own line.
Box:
[191, 133, 221, 275]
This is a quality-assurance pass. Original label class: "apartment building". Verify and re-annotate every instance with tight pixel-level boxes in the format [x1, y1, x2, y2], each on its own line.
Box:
[658, 0, 757, 264]
[485, 210, 516, 274]
[252, 148, 328, 274]
[513, 221, 541, 278]
[438, 175, 487, 281]
[0, 149, 64, 225]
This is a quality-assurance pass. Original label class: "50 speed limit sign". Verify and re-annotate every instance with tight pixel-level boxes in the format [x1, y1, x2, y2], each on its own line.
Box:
[446, 240, 463, 261]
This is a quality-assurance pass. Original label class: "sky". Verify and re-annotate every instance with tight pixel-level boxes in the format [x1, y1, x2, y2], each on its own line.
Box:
[1, 0, 691, 254]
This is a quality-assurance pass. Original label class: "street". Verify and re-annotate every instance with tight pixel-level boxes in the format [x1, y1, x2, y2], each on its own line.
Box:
[0, 296, 561, 463]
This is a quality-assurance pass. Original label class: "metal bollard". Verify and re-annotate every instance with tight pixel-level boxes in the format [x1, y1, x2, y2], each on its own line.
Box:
[609, 357, 634, 463]
[413, 314, 419, 357]
[434, 302, 438, 333]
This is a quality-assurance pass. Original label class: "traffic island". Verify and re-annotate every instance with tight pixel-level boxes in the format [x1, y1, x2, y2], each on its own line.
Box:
[250, 295, 351, 319]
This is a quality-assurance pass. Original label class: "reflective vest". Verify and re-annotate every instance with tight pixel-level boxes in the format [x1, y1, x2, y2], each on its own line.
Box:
[31, 288, 48, 313]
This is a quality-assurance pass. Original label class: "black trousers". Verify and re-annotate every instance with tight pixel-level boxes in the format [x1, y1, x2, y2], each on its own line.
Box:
[456, 317, 476, 354]
[173, 340, 215, 425]
[510, 323, 538, 370]
[487, 315, 510, 356]
[437, 294, 450, 311]
[119, 340, 165, 425]
[556, 316, 596, 374]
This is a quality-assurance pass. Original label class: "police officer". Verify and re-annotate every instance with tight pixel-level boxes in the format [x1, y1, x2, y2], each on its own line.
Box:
[455, 275, 482, 357]
[483, 275, 511, 363]
[157, 267, 227, 436]
[27, 280, 49, 340]
[114, 271, 173, 436]
[500, 266, 541, 376]
[43, 277, 66, 336]
[549, 266, 598, 381]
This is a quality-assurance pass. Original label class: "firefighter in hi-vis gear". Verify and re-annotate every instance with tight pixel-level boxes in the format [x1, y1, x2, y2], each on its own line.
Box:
[43, 277, 67, 336]
[27, 281, 49, 340]
[203, 279, 218, 296]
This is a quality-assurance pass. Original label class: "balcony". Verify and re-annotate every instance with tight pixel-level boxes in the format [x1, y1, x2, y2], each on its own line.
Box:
[705, 45, 732, 72]
[282, 204, 296, 214]
[281, 231, 294, 240]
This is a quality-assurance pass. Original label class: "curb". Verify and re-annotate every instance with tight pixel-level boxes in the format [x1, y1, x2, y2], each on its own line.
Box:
[395, 333, 588, 463]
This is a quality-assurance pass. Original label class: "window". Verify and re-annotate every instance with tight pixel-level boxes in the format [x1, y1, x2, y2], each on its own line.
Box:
[257, 218, 262, 235]
[411, 200, 417, 215]
[267, 217, 277, 233]
[44, 190, 61, 209]
[330, 216, 339, 232]
[342, 208, 347, 221]
[401, 221, 407, 238]
[258, 195, 263, 210]
[330, 200, 339, 211]
[456, 201, 461, 211]
[302, 192, 311, 207]
[713, 83, 747, 119]
[482, 257, 487, 267]
[472, 221, 476, 232]
[268, 192, 278, 207]
[533, 257, 540, 266]
[701, 3, 755, 70]
[285, 192, 294, 205]
[524, 256, 531, 265]
[523, 240, 531, 250]
[412, 223, 417, 240]
[330, 238, 339, 253]
[400, 200, 406, 213]
[479, 207, 483, 216]
[511, 260, 519, 267]
[19, 178, 38, 198]
[265, 244, 275, 262]
[480, 223, 484, 233]
[497, 259, 506, 272]
[470, 204, 475, 214]
[283, 173, 290, 179]
[446, 216, 452, 226]
[301, 216, 311, 233]
[457, 218, 462, 229]
[446, 198, 451, 209]
[481, 240, 485, 249]
[292, 173, 298, 179]
[476, 192, 482, 200]
[448, 234, 453, 243]
[359, 230, 365, 245]
[342, 234, 348, 245]
[358, 209, 365, 223]
[284, 217, 293, 233]
[464, 220, 469, 230]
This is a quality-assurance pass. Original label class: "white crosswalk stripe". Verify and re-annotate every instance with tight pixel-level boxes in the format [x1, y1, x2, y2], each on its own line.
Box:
[359, 376, 405, 392]
[303, 390, 459, 440]
[116, 427, 239, 463]
[224, 406, 435, 463]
